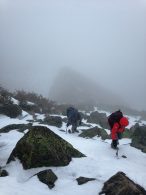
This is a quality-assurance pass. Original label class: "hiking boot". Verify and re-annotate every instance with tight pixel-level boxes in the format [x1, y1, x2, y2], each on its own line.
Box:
[68, 129, 71, 133]
[111, 143, 118, 150]
[74, 130, 79, 133]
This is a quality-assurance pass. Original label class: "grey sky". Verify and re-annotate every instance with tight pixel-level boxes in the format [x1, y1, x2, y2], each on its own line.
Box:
[0, 0, 146, 110]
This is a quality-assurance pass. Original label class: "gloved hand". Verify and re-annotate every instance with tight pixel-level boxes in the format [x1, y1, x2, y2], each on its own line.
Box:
[112, 140, 118, 148]
[66, 122, 70, 127]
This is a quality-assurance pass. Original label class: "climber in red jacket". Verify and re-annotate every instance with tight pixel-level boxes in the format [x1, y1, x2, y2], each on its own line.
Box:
[111, 117, 129, 149]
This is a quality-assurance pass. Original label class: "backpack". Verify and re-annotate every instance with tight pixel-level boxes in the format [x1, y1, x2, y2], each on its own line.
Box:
[108, 110, 123, 129]
[66, 107, 78, 119]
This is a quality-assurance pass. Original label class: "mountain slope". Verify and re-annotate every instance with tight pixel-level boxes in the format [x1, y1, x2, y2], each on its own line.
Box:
[49, 67, 126, 107]
[0, 106, 146, 195]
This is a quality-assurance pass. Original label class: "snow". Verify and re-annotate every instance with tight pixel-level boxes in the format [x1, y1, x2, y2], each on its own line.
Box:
[0, 115, 28, 129]
[0, 109, 146, 195]
[27, 101, 35, 106]
[11, 97, 19, 105]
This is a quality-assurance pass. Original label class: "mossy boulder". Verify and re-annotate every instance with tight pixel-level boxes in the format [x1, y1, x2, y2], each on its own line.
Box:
[0, 104, 22, 118]
[7, 126, 85, 169]
[131, 125, 146, 153]
[43, 115, 62, 128]
[79, 126, 110, 140]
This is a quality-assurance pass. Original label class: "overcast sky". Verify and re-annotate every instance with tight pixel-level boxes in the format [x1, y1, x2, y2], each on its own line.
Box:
[0, 0, 146, 110]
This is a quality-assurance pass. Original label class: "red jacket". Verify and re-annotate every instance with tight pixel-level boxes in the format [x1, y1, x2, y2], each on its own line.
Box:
[111, 122, 125, 140]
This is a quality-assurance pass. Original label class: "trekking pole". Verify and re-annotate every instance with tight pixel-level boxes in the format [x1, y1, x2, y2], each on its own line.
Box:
[66, 127, 68, 134]
[116, 147, 119, 158]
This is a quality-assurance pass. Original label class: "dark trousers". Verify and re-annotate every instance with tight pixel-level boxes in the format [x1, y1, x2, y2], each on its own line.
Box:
[117, 132, 122, 140]
[71, 122, 78, 133]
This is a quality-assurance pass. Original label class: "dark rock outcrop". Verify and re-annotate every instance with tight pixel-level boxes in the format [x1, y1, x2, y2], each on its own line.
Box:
[79, 126, 110, 140]
[0, 123, 32, 133]
[76, 176, 96, 185]
[131, 125, 146, 153]
[99, 171, 146, 195]
[0, 168, 8, 177]
[87, 111, 109, 129]
[19, 101, 40, 113]
[130, 123, 140, 133]
[0, 104, 22, 118]
[7, 126, 85, 169]
[43, 115, 62, 128]
[37, 169, 57, 189]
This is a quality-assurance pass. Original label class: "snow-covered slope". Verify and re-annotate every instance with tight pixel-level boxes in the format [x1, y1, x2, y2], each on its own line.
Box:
[0, 109, 146, 195]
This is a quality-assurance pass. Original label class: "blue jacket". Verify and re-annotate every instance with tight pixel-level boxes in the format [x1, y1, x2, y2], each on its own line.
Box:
[66, 107, 81, 125]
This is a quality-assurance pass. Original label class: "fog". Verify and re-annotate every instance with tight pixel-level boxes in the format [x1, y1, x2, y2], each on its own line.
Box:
[0, 0, 146, 110]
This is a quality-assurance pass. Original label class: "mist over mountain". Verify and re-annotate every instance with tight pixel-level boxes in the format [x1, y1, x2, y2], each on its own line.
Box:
[49, 67, 127, 108]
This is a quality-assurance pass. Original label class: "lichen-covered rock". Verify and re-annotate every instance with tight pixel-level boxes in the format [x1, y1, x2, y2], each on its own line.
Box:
[43, 115, 62, 128]
[0, 104, 22, 118]
[79, 126, 110, 140]
[99, 171, 146, 195]
[7, 126, 85, 169]
[37, 169, 57, 189]
[131, 125, 146, 153]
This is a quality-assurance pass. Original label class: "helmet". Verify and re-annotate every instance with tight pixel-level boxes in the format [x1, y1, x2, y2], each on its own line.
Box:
[120, 117, 129, 127]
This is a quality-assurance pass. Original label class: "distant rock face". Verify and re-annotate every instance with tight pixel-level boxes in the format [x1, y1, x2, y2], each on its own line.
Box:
[7, 126, 85, 169]
[87, 111, 109, 129]
[131, 125, 146, 153]
[0, 104, 22, 118]
[49, 67, 124, 107]
[99, 171, 146, 195]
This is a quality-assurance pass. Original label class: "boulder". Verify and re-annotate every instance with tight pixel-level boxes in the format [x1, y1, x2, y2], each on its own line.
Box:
[79, 126, 110, 140]
[0, 123, 32, 133]
[131, 125, 146, 153]
[37, 169, 57, 189]
[19, 101, 40, 113]
[7, 126, 85, 169]
[130, 123, 140, 133]
[0, 168, 8, 177]
[87, 111, 109, 129]
[43, 115, 62, 128]
[99, 171, 146, 195]
[76, 176, 96, 185]
[0, 104, 22, 118]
